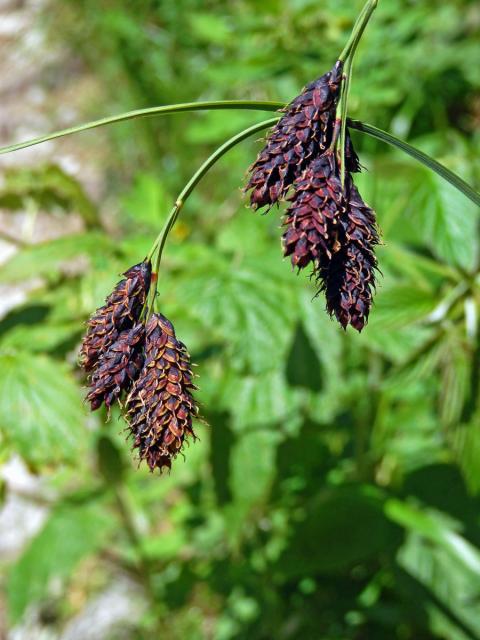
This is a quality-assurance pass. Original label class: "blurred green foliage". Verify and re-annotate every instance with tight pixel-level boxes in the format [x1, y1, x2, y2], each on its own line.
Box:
[1, 0, 480, 638]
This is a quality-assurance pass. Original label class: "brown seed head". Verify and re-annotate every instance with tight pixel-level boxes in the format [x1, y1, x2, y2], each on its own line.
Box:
[245, 62, 360, 211]
[86, 324, 146, 411]
[126, 313, 198, 473]
[323, 180, 379, 331]
[282, 152, 345, 272]
[79, 260, 151, 372]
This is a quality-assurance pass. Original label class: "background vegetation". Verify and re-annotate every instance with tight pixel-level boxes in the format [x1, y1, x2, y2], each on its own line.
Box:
[1, 0, 480, 638]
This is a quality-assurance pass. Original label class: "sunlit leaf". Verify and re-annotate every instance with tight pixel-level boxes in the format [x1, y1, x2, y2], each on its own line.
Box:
[0, 351, 86, 466]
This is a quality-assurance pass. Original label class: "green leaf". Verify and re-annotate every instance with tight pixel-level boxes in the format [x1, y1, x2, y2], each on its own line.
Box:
[367, 283, 438, 329]
[7, 493, 114, 622]
[0, 164, 100, 228]
[285, 322, 323, 391]
[386, 498, 480, 577]
[180, 253, 298, 373]
[451, 419, 480, 495]
[229, 430, 280, 508]
[412, 170, 479, 270]
[278, 486, 401, 577]
[0, 351, 85, 466]
[0, 232, 114, 284]
[218, 369, 299, 432]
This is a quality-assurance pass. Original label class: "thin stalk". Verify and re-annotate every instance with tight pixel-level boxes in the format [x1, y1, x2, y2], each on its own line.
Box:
[0, 91, 476, 210]
[339, 57, 353, 186]
[143, 117, 279, 316]
[347, 119, 480, 207]
[148, 117, 279, 264]
[0, 101, 284, 156]
[113, 486, 156, 602]
[339, 0, 378, 63]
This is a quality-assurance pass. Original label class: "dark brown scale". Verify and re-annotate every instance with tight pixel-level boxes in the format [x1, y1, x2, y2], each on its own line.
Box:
[282, 152, 345, 279]
[322, 180, 379, 331]
[246, 61, 360, 211]
[85, 324, 145, 411]
[79, 261, 151, 373]
[126, 313, 199, 473]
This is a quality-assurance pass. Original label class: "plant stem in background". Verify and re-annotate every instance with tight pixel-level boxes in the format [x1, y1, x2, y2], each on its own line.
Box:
[339, 57, 354, 186]
[347, 119, 480, 207]
[339, 0, 378, 63]
[0, 97, 477, 208]
[145, 117, 279, 310]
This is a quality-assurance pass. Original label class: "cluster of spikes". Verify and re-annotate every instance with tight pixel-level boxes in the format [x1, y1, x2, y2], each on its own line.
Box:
[79, 57, 380, 476]
[245, 59, 379, 331]
[79, 261, 199, 472]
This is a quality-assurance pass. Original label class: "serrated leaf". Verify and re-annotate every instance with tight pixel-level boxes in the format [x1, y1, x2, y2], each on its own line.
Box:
[7, 493, 113, 622]
[412, 170, 479, 270]
[180, 255, 298, 373]
[0, 351, 85, 466]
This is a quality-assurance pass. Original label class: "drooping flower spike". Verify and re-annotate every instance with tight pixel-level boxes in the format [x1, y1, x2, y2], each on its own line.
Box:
[246, 61, 361, 212]
[79, 261, 152, 372]
[126, 313, 199, 472]
[86, 324, 146, 411]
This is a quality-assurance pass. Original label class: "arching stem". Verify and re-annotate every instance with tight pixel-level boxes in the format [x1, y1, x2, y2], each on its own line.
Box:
[0, 101, 284, 156]
[347, 119, 480, 207]
[339, 0, 378, 63]
[339, 57, 354, 187]
[143, 117, 279, 316]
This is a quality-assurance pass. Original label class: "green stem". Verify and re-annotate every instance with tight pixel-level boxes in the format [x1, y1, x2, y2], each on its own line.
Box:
[0, 101, 284, 156]
[144, 117, 279, 316]
[148, 117, 279, 263]
[339, 0, 378, 63]
[347, 119, 480, 207]
[113, 486, 156, 602]
[339, 57, 353, 187]
[0, 94, 477, 209]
